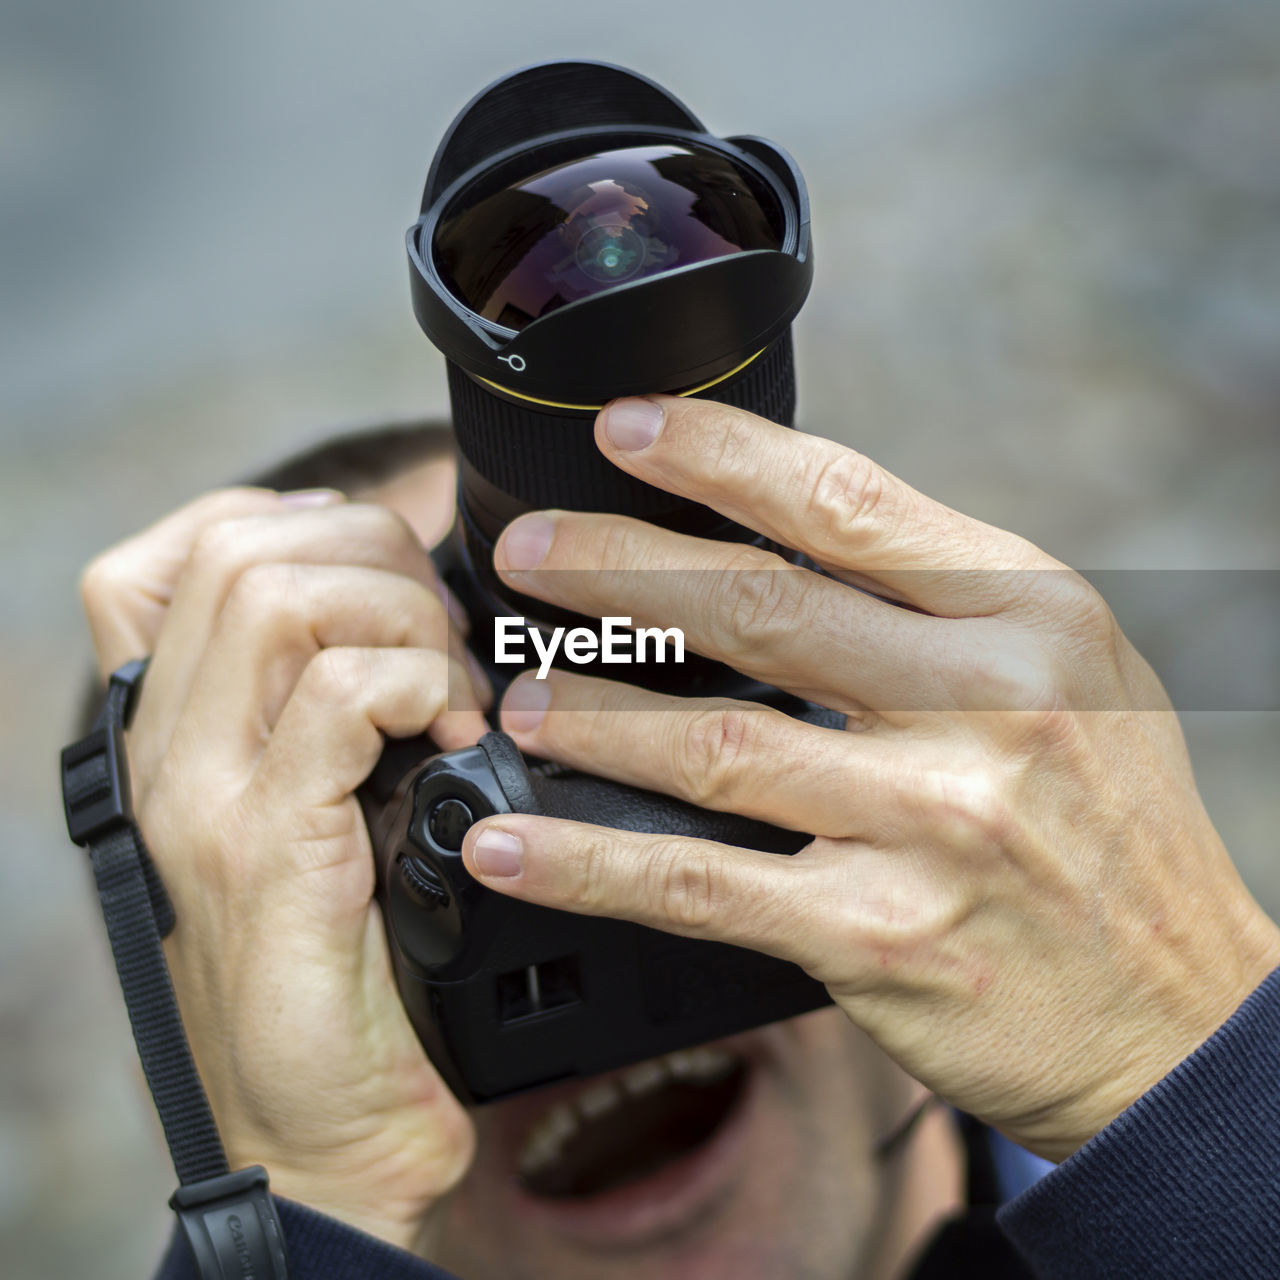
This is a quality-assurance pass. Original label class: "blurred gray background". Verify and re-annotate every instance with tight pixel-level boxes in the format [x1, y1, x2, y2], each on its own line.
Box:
[3, 2, 1278, 1277]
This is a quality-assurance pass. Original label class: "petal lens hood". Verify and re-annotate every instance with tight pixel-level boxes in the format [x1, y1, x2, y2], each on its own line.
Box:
[407, 61, 812, 406]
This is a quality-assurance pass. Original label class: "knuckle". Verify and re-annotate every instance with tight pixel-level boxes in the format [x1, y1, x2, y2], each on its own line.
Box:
[563, 702, 617, 763]
[1017, 698, 1089, 757]
[958, 635, 1097, 753]
[575, 520, 645, 601]
[189, 516, 256, 577]
[224, 561, 305, 620]
[561, 832, 616, 913]
[592, 519, 641, 572]
[646, 841, 720, 932]
[803, 448, 890, 551]
[961, 640, 1061, 715]
[1015, 571, 1119, 648]
[1059, 575, 1120, 646]
[715, 556, 801, 652]
[303, 646, 375, 706]
[914, 765, 1015, 856]
[676, 703, 755, 806]
[706, 407, 758, 474]
[78, 549, 127, 614]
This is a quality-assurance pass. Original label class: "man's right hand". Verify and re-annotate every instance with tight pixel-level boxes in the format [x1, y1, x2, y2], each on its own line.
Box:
[78, 486, 488, 1253]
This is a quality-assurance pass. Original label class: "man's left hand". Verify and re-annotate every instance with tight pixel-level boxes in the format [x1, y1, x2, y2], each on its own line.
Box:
[461, 394, 1280, 1163]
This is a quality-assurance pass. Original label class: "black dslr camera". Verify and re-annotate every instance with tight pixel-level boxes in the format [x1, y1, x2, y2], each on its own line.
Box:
[359, 61, 834, 1105]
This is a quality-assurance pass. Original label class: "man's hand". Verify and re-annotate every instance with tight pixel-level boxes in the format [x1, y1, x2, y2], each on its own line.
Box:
[79, 487, 487, 1250]
[462, 395, 1280, 1163]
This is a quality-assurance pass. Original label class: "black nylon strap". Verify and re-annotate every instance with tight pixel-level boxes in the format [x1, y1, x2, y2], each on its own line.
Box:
[90, 821, 229, 1184]
[63, 660, 289, 1278]
[66, 660, 227, 1184]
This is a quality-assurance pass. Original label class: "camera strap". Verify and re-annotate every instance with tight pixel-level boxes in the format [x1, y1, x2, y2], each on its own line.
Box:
[61, 658, 289, 1280]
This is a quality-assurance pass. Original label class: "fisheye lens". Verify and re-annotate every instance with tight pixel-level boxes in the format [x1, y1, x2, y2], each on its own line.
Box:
[434, 143, 783, 331]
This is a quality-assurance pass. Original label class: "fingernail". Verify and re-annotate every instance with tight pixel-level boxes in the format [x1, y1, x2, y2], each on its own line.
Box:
[280, 488, 343, 507]
[503, 676, 550, 733]
[500, 513, 555, 572]
[472, 828, 523, 878]
[604, 398, 664, 451]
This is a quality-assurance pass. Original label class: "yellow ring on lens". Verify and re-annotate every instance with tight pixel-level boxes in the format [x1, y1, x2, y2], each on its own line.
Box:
[473, 348, 767, 412]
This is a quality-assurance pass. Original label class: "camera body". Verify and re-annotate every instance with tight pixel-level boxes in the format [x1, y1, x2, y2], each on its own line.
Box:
[359, 60, 830, 1105]
[363, 723, 836, 1106]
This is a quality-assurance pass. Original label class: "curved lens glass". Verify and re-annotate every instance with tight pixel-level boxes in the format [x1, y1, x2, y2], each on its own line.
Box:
[434, 143, 783, 331]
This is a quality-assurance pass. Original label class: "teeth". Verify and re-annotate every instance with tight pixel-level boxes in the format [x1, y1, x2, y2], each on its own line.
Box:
[517, 1102, 579, 1176]
[666, 1046, 737, 1082]
[577, 1080, 622, 1120]
[519, 1134, 559, 1177]
[546, 1102, 579, 1143]
[516, 1046, 742, 1179]
[622, 1058, 670, 1096]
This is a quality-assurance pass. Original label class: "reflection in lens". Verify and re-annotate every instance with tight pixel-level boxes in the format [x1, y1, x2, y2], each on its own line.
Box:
[574, 221, 645, 282]
[434, 143, 783, 331]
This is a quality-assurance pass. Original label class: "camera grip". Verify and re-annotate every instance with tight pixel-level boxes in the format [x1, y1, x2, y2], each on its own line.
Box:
[370, 710, 840, 1104]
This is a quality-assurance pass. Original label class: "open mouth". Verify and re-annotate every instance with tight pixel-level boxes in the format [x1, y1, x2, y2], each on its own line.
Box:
[515, 1046, 749, 1200]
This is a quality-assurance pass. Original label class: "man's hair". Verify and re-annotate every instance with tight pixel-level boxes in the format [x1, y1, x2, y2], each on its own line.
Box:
[248, 419, 455, 495]
[77, 419, 456, 734]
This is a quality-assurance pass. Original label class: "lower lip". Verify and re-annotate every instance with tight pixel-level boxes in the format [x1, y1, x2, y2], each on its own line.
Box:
[505, 1062, 762, 1248]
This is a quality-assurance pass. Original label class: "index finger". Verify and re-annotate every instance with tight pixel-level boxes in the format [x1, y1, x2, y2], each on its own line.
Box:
[594, 396, 1058, 618]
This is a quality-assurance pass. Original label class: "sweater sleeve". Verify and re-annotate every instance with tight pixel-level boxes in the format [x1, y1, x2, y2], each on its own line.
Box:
[154, 1197, 464, 1280]
[997, 963, 1280, 1279]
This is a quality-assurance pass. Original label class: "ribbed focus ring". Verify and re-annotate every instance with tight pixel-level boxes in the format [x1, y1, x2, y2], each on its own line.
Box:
[447, 330, 796, 521]
[713, 328, 797, 429]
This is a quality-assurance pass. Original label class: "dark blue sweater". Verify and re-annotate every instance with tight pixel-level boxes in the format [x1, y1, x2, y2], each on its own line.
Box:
[156, 965, 1280, 1279]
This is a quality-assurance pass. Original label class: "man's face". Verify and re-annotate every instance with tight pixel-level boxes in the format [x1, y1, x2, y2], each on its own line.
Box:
[371, 462, 958, 1279]
[427, 1008, 925, 1280]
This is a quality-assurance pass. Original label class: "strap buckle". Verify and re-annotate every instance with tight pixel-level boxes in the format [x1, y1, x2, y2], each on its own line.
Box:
[170, 1166, 289, 1280]
[60, 657, 149, 847]
[62, 721, 131, 847]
